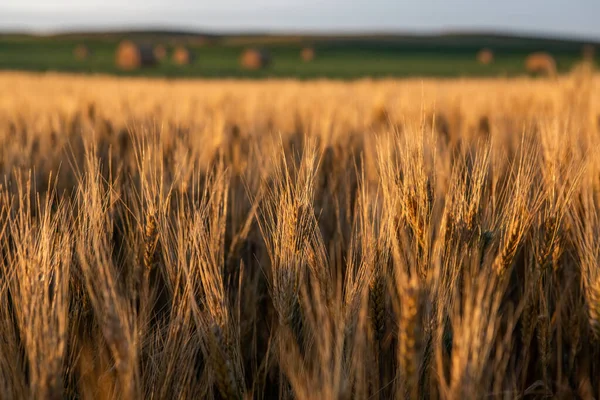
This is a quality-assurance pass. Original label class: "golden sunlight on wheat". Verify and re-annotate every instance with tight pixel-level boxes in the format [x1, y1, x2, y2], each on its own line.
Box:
[0, 70, 599, 399]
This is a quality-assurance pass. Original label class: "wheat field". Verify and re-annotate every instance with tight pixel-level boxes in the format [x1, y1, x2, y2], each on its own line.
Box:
[0, 69, 599, 399]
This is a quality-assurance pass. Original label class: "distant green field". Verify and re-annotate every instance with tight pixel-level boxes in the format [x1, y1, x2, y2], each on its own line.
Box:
[0, 33, 596, 79]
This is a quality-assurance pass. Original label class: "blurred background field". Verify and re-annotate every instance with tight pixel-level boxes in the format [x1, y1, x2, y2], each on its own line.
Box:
[0, 31, 597, 78]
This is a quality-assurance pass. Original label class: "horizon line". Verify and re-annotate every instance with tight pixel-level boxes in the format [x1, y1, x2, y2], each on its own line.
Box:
[1, 26, 599, 44]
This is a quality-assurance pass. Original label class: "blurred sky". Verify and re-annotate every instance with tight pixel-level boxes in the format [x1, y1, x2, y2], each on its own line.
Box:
[1, 0, 599, 40]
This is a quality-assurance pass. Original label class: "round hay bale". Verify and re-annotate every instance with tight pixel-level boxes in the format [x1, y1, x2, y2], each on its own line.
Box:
[73, 44, 91, 61]
[583, 44, 596, 61]
[525, 52, 557, 77]
[172, 46, 195, 65]
[115, 40, 157, 70]
[301, 47, 315, 62]
[476, 48, 494, 65]
[153, 44, 167, 61]
[240, 48, 271, 70]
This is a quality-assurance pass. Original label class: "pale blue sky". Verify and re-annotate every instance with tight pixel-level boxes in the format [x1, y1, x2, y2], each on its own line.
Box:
[1, 0, 599, 40]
